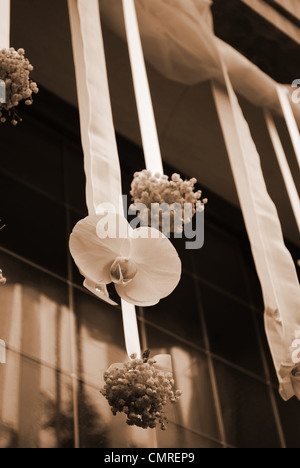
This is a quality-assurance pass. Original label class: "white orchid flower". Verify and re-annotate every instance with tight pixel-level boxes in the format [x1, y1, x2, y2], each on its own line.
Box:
[69, 212, 182, 307]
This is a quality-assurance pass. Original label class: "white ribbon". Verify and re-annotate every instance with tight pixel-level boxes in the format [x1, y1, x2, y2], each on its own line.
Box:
[212, 62, 300, 400]
[68, 0, 122, 215]
[121, 299, 141, 358]
[0, 0, 9, 364]
[0, 0, 10, 49]
[122, 0, 163, 176]
[277, 86, 300, 169]
[0, 339, 6, 364]
[264, 109, 300, 233]
[121, 2, 177, 372]
[68, 0, 141, 359]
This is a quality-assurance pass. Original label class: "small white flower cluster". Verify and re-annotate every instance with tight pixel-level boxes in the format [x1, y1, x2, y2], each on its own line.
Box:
[0, 48, 39, 125]
[130, 170, 207, 233]
[0, 269, 6, 285]
[101, 353, 182, 430]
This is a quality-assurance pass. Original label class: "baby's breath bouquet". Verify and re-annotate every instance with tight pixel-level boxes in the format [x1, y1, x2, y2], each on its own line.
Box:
[101, 351, 182, 430]
[0, 48, 39, 125]
[130, 170, 207, 234]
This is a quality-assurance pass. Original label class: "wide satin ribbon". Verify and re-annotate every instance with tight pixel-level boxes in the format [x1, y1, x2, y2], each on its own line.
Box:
[68, 0, 141, 359]
[122, 0, 163, 176]
[0, 0, 10, 364]
[0, 0, 10, 49]
[276, 86, 300, 169]
[264, 109, 300, 233]
[67, 0, 122, 216]
[212, 63, 300, 400]
[120, 0, 180, 374]
[0, 340, 5, 364]
[121, 0, 173, 370]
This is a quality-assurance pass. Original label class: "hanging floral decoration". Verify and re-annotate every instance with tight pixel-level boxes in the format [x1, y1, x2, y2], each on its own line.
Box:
[101, 351, 182, 430]
[69, 212, 182, 307]
[130, 170, 207, 234]
[0, 48, 39, 125]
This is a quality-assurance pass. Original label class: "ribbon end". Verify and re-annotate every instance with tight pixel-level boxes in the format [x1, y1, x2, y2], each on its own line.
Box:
[0, 340, 6, 364]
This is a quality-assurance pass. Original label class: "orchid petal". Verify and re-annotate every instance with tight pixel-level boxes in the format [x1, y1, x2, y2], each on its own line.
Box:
[115, 271, 161, 306]
[116, 227, 181, 306]
[83, 279, 118, 306]
[69, 214, 131, 284]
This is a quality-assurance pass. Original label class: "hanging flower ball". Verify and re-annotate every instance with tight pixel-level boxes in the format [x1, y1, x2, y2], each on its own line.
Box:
[130, 170, 208, 234]
[69, 212, 182, 306]
[101, 352, 182, 430]
[0, 48, 39, 125]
